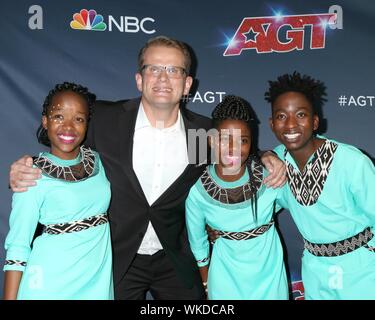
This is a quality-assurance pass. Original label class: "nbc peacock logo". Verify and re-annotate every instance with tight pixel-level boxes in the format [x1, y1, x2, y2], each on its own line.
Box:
[70, 9, 107, 31]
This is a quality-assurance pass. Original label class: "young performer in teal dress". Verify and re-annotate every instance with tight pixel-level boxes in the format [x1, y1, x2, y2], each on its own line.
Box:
[3, 82, 113, 300]
[266, 72, 375, 299]
[185, 95, 288, 300]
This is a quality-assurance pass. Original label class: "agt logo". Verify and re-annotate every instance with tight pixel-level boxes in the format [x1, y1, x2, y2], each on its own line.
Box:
[70, 9, 156, 34]
[182, 91, 226, 104]
[223, 5, 343, 56]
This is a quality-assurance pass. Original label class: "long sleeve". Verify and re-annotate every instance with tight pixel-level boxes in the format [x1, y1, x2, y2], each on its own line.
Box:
[4, 184, 42, 272]
[275, 184, 288, 211]
[273, 144, 285, 159]
[185, 186, 210, 267]
[349, 152, 375, 226]
[261, 166, 285, 213]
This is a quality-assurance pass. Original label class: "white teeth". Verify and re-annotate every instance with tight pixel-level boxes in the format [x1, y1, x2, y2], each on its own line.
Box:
[284, 133, 301, 139]
[154, 88, 171, 92]
[59, 135, 75, 140]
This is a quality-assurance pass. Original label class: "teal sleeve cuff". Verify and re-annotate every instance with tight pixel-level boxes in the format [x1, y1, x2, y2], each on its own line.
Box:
[3, 259, 26, 272]
[197, 257, 210, 267]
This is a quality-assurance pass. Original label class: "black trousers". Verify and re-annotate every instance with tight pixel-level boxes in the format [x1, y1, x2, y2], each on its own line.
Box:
[115, 250, 205, 300]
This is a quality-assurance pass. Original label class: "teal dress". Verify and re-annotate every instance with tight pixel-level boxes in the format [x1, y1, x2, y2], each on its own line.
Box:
[185, 160, 288, 300]
[4, 147, 113, 300]
[275, 136, 375, 300]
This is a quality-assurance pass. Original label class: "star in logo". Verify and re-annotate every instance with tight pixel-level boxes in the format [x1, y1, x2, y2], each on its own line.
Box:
[242, 27, 260, 42]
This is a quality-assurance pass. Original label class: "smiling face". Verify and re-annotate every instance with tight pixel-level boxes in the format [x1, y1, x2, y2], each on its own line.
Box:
[135, 45, 193, 113]
[212, 119, 252, 179]
[42, 91, 89, 160]
[269, 91, 319, 156]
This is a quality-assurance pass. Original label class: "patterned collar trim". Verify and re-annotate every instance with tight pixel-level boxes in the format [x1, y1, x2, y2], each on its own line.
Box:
[284, 139, 338, 206]
[33, 146, 97, 182]
[200, 157, 263, 204]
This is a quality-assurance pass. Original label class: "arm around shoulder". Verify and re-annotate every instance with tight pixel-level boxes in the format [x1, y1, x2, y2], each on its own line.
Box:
[9, 156, 41, 192]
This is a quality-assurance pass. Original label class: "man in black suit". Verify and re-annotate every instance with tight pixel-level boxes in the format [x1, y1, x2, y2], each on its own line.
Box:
[9, 36, 285, 299]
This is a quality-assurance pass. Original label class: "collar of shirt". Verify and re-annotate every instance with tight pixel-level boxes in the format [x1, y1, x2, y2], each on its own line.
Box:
[135, 102, 185, 133]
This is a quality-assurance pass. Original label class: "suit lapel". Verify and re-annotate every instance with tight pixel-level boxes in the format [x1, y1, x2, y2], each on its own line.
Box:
[118, 98, 147, 201]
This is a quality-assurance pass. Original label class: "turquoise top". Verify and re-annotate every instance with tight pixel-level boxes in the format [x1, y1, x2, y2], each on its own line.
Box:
[275, 136, 375, 243]
[4, 149, 114, 300]
[274, 136, 375, 299]
[186, 163, 288, 300]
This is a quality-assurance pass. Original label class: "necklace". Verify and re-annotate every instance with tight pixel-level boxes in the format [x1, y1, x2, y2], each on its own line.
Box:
[33, 146, 97, 182]
[200, 157, 263, 204]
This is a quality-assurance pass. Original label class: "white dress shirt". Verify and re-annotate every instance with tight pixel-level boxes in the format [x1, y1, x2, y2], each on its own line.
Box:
[133, 103, 189, 255]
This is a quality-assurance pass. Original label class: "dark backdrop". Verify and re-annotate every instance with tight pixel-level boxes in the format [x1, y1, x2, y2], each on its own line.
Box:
[1, 1, 374, 299]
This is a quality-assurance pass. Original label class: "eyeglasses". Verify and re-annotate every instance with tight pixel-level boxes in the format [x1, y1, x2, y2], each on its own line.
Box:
[141, 64, 186, 79]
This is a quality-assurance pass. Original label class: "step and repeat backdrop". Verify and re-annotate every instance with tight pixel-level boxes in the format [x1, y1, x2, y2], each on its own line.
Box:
[1, 0, 374, 299]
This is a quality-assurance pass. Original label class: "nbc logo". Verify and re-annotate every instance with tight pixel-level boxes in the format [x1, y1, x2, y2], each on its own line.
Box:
[70, 9, 107, 31]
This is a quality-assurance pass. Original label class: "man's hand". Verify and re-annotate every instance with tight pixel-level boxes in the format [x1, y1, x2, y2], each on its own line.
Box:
[260, 151, 287, 188]
[9, 156, 41, 192]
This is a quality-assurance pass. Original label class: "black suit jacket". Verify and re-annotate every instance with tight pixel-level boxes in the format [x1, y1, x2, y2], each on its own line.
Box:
[86, 97, 213, 288]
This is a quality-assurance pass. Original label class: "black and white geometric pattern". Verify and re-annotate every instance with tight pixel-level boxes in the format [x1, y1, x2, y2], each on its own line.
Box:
[4, 260, 26, 267]
[33, 146, 96, 182]
[217, 219, 274, 241]
[285, 140, 338, 206]
[43, 213, 108, 235]
[200, 157, 263, 204]
[303, 227, 374, 257]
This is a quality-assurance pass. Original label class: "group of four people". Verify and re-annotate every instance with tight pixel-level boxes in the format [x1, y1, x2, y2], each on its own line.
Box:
[3, 35, 375, 300]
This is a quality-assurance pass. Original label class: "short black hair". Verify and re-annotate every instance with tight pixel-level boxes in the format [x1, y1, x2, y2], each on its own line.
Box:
[36, 82, 96, 147]
[212, 95, 256, 130]
[264, 71, 327, 113]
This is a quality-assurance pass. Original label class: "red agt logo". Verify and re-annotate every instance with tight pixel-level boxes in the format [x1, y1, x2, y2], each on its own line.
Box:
[224, 13, 337, 55]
